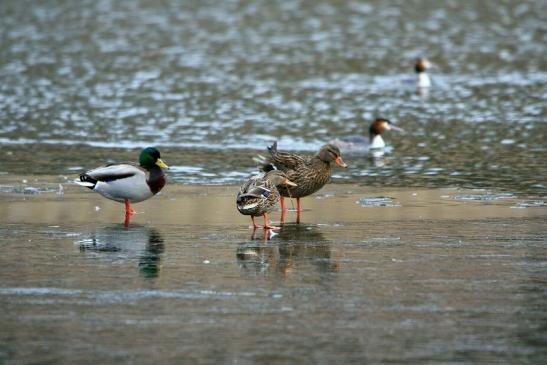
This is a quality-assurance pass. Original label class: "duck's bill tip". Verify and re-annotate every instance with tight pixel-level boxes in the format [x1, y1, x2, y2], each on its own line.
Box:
[284, 179, 298, 187]
[335, 157, 348, 168]
[156, 159, 169, 169]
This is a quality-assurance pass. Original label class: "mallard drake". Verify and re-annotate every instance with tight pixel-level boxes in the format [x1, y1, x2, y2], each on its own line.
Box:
[331, 118, 404, 154]
[75, 147, 168, 219]
[255, 142, 347, 223]
[237, 170, 297, 229]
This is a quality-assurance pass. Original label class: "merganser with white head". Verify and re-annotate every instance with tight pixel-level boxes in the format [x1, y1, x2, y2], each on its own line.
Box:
[331, 118, 404, 154]
[415, 57, 433, 88]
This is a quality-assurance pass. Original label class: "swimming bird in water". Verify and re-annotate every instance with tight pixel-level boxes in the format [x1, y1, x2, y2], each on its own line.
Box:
[254, 142, 347, 224]
[331, 118, 404, 154]
[75, 147, 168, 224]
[415, 57, 433, 88]
[236, 170, 297, 229]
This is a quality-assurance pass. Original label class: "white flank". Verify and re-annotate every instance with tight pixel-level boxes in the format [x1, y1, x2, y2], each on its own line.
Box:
[238, 202, 259, 210]
[94, 173, 153, 203]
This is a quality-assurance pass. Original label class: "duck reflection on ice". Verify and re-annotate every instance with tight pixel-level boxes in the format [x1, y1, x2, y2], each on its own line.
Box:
[249, 226, 279, 241]
[237, 224, 340, 277]
[76, 225, 165, 279]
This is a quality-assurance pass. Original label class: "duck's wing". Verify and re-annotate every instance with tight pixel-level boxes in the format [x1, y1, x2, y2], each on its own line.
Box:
[82, 163, 145, 183]
[241, 185, 273, 199]
[268, 142, 309, 170]
[271, 152, 309, 170]
[238, 176, 272, 200]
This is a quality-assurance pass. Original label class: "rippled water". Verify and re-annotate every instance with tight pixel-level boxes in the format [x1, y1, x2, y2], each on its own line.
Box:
[0, 0, 546, 193]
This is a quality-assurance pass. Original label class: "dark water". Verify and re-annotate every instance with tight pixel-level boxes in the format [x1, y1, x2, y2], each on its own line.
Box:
[0, 0, 546, 193]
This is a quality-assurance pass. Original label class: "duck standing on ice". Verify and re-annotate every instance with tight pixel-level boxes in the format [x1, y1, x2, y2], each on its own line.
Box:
[76, 147, 168, 225]
[236, 170, 297, 230]
[255, 143, 347, 224]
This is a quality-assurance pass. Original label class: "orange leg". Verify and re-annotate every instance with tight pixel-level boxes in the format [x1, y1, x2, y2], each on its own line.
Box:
[263, 213, 271, 229]
[251, 216, 259, 229]
[296, 198, 302, 224]
[124, 199, 136, 215]
[263, 213, 279, 230]
[280, 197, 286, 224]
[263, 228, 272, 242]
[124, 214, 131, 227]
[124, 199, 136, 227]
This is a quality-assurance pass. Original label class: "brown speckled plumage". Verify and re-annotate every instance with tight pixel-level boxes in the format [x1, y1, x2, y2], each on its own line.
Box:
[237, 173, 281, 217]
[236, 171, 296, 226]
[258, 142, 347, 199]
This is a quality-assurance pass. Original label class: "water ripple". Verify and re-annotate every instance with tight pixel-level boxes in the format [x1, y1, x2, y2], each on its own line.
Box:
[0, 0, 545, 194]
[356, 197, 401, 207]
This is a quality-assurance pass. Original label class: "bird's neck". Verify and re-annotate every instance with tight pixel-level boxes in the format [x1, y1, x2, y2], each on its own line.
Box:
[313, 156, 332, 170]
[418, 72, 431, 88]
[370, 134, 386, 149]
[147, 166, 166, 194]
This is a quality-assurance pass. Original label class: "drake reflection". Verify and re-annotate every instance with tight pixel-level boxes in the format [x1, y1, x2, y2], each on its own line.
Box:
[77, 224, 165, 279]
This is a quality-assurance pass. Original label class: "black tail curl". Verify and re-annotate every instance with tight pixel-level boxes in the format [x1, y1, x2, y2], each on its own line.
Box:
[79, 174, 97, 189]
[267, 141, 278, 155]
[251, 141, 278, 172]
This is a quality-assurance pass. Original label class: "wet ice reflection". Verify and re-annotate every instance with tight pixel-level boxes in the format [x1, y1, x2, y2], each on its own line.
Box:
[76, 225, 165, 279]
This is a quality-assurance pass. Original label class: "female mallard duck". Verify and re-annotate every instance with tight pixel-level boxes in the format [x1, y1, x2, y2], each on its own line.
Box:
[255, 142, 347, 223]
[331, 118, 404, 154]
[75, 147, 168, 218]
[237, 170, 297, 229]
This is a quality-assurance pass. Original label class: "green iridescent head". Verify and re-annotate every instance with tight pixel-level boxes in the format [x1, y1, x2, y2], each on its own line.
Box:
[139, 147, 168, 169]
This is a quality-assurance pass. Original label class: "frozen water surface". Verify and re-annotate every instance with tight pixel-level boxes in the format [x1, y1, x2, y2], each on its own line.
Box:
[1, 183, 546, 364]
